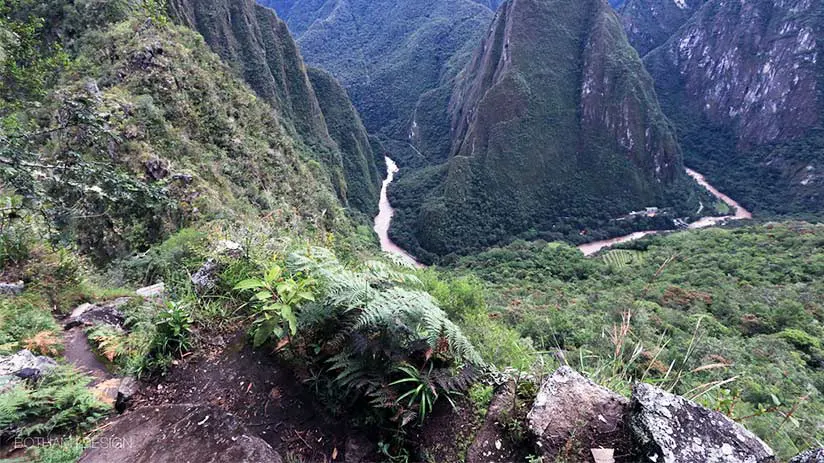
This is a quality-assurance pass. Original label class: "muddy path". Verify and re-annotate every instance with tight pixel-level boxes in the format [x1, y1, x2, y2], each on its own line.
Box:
[132, 332, 372, 462]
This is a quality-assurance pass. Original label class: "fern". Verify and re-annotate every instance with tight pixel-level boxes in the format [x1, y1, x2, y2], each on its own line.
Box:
[282, 246, 485, 428]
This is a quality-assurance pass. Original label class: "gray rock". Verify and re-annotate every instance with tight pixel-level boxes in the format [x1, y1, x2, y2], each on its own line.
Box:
[115, 376, 139, 412]
[0, 350, 57, 392]
[0, 280, 24, 296]
[64, 298, 129, 330]
[344, 434, 371, 463]
[216, 240, 244, 258]
[791, 449, 824, 463]
[630, 382, 775, 463]
[191, 259, 220, 294]
[144, 158, 169, 181]
[79, 404, 283, 463]
[527, 366, 633, 461]
[136, 283, 165, 298]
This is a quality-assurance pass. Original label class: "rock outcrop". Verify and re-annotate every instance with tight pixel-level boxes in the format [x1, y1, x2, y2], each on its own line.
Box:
[630, 382, 775, 463]
[791, 448, 824, 463]
[64, 298, 130, 330]
[0, 281, 24, 296]
[528, 367, 634, 461]
[645, 0, 820, 147]
[79, 404, 283, 463]
[0, 350, 57, 392]
[638, 0, 824, 215]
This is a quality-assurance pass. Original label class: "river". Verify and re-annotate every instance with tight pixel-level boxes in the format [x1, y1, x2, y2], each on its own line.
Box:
[578, 168, 752, 255]
[374, 158, 752, 262]
[373, 157, 424, 267]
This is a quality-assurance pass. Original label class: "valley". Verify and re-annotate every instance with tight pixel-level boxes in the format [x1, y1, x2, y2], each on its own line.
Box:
[1, 0, 823, 462]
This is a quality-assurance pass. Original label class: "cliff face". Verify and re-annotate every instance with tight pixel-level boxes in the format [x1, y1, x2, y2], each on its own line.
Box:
[618, 0, 707, 56]
[645, 0, 820, 146]
[399, 0, 696, 257]
[168, 0, 381, 213]
[639, 0, 824, 214]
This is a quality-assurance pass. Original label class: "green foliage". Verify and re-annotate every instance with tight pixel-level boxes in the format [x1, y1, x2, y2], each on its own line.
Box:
[154, 301, 193, 356]
[28, 436, 87, 463]
[468, 383, 493, 418]
[120, 229, 207, 286]
[455, 223, 824, 458]
[0, 0, 68, 112]
[0, 295, 59, 354]
[234, 262, 315, 347]
[390, 362, 457, 424]
[263, 246, 484, 433]
[0, 366, 110, 438]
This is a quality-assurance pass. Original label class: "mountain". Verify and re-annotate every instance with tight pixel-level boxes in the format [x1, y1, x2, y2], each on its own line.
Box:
[641, 0, 824, 215]
[258, 0, 493, 161]
[618, 0, 707, 56]
[390, 0, 701, 260]
[472, 0, 504, 10]
[168, 0, 381, 213]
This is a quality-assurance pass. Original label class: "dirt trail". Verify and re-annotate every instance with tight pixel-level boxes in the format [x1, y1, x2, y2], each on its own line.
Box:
[133, 333, 371, 462]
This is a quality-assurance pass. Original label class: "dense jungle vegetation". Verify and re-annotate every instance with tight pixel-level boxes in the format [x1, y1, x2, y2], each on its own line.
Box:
[1, 0, 823, 462]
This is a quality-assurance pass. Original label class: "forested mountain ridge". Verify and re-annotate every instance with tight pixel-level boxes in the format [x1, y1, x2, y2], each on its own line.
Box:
[634, 0, 824, 216]
[168, 0, 382, 214]
[257, 0, 494, 162]
[3, 1, 824, 462]
[389, 0, 703, 261]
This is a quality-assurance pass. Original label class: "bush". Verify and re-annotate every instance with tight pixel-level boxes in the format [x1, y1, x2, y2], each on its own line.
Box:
[238, 247, 484, 436]
[0, 365, 111, 438]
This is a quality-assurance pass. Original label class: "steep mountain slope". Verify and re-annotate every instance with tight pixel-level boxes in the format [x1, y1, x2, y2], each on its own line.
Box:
[391, 0, 701, 260]
[167, 0, 381, 213]
[643, 0, 824, 215]
[258, 0, 493, 158]
[307, 67, 383, 214]
[618, 0, 707, 55]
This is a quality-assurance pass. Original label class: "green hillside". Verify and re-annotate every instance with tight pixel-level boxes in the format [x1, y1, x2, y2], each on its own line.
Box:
[390, 0, 703, 262]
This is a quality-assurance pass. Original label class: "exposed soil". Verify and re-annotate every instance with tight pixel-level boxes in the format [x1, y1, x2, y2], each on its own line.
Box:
[132, 332, 375, 462]
[62, 328, 112, 384]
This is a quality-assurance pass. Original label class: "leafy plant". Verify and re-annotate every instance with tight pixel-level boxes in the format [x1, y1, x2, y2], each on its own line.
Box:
[153, 301, 193, 356]
[0, 365, 110, 438]
[389, 362, 458, 424]
[234, 262, 315, 347]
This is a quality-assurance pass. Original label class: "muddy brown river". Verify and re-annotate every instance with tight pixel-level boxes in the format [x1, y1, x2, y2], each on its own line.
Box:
[374, 159, 752, 263]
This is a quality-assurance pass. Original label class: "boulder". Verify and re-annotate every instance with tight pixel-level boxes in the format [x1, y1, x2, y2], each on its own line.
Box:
[791, 449, 824, 463]
[136, 283, 165, 298]
[191, 259, 220, 294]
[64, 298, 129, 330]
[630, 383, 775, 463]
[527, 367, 633, 462]
[0, 280, 24, 296]
[115, 376, 139, 412]
[0, 350, 57, 392]
[216, 240, 244, 258]
[79, 404, 283, 463]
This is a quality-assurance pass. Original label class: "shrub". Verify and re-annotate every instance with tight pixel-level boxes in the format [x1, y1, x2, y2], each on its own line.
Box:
[0, 365, 110, 438]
